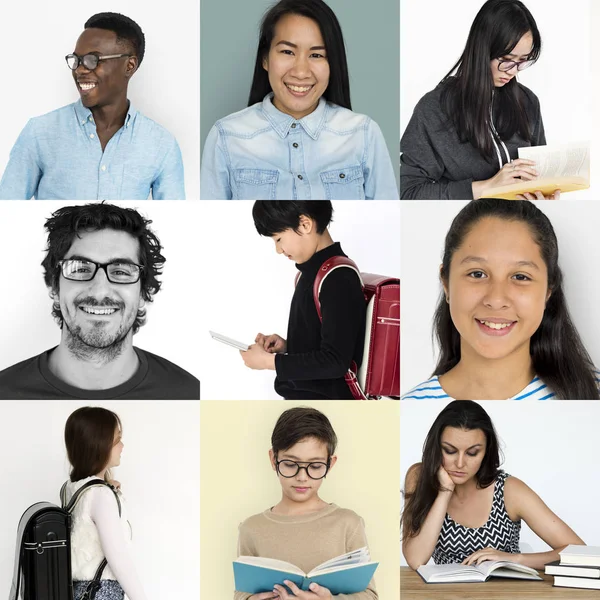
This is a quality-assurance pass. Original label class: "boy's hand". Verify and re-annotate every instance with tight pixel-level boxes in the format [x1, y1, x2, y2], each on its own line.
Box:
[255, 332, 287, 353]
[274, 581, 332, 599]
[240, 344, 276, 370]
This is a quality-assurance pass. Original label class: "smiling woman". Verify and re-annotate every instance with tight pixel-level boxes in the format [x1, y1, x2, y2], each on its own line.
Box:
[200, 0, 398, 200]
[402, 199, 600, 400]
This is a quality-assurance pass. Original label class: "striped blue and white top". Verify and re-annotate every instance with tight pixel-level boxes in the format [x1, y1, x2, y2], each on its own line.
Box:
[402, 372, 600, 401]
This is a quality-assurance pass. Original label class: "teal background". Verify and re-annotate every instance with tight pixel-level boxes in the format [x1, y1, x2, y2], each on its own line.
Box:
[200, 0, 399, 186]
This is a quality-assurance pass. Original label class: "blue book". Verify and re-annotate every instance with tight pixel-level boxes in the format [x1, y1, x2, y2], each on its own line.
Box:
[233, 547, 378, 594]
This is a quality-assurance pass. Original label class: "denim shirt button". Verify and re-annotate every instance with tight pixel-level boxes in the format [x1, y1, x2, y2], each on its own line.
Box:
[297, 174, 303, 180]
[293, 143, 299, 148]
[291, 123, 297, 129]
[101, 165, 107, 172]
[90, 134, 95, 139]
[339, 173, 345, 179]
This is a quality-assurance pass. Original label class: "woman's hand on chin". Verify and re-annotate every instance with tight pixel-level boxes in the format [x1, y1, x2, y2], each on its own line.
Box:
[437, 466, 455, 493]
[461, 548, 521, 566]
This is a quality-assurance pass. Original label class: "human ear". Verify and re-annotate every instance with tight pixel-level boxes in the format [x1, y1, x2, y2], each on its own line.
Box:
[262, 54, 269, 72]
[125, 56, 138, 78]
[298, 215, 313, 234]
[440, 265, 449, 304]
[327, 455, 337, 472]
[545, 288, 552, 304]
[269, 449, 277, 472]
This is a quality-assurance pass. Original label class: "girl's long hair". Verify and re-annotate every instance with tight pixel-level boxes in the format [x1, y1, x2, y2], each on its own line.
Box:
[433, 199, 599, 400]
[402, 401, 502, 539]
[247, 0, 351, 109]
[440, 0, 541, 161]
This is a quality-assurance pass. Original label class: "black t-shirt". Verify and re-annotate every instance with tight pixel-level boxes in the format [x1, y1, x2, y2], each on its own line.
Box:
[0, 347, 199, 399]
[274, 242, 366, 400]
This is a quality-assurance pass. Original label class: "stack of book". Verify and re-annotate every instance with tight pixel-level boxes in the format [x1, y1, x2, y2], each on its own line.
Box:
[546, 545, 600, 590]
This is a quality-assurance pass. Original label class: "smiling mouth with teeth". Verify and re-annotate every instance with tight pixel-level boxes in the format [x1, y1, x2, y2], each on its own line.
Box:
[285, 83, 313, 93]
[78, 82, 97, 91]
[80, 306, 118, 315]
[477, 319, 515, 330]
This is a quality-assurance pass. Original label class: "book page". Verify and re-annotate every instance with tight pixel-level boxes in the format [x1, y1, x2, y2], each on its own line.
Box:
[235, 556, 305, 576]
[313, 547, 370, 573]
[518, 142, 590, 180]
[417, 563, 484, 582]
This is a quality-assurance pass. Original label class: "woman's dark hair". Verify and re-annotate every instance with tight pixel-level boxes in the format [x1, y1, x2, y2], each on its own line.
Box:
[85, 12, 146, 66]
[433, 198, 599, 399]
[248, 0, 351, 109]
[440, 0, 542, 161]
[272, 407, 337, 459]
[42, 203, 166, 334]
[402, 400, 502, 539]
[253, 200, 333, 236]
[65, 407, 122, 482]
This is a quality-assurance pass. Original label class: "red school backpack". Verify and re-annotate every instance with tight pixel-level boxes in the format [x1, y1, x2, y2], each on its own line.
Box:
[297, 256, 400, 399]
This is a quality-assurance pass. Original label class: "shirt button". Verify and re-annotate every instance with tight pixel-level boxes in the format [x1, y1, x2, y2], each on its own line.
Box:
[291, 123, 297, 129]
[90, 134, 95, 139]
[297, 174, 303, 180]
[293, 143, 299, 148]
[339, 173, 345, 179]
[101, 165, 107, 172]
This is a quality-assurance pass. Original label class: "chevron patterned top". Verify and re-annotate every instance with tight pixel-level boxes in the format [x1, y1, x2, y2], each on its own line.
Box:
[433, 471, 521, 564]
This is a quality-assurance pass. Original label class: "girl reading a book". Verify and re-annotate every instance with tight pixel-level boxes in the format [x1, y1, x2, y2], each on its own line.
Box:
[402, 400, 584, 569]
[63, 407, 148, 600]
[401, 0, 559, 200]
[200, 0, 398, 200]
[403, 199, 600, 400]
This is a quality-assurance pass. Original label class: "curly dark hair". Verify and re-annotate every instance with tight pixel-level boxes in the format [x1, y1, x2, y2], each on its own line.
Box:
[85, 12, 146, 67]
[42, 203, 165, 334]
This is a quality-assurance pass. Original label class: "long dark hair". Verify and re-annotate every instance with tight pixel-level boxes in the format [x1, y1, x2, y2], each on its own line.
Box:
[440, 0, 541, 161]
[402, 401, 502, 539]
[65, 407, 122, 482]
[247, 0, 351, 109]
[433, 199, 599, 400]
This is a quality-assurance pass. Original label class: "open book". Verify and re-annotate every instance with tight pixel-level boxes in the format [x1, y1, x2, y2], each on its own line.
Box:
[417, 560, 542, 584]
[485, 141, 590, 199]
[233, 547, 378, 594]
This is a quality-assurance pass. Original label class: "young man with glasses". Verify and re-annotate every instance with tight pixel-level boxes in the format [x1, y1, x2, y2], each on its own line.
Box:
[0, 12, 185, 200]
[234, 407, 377, 600]
[0, 203, 198, 399]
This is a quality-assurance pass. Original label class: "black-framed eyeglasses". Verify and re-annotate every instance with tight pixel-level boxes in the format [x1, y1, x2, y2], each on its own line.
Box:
[58, 259, 143, 284]
[65, 53, 132, 71]
[275, 459, 330, 480]
[497, 58, 535, 72]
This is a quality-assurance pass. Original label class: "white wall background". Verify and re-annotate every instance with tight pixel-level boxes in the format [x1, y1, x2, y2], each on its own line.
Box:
[0, 201, 202, 381]
[0, 0, 199, 198]
[400, 400, 600, 566]
[400, 0, 596, 199]
[0, 400, 199, 598]
[197, 201, 401, 399]
[400, 201, 600, 394]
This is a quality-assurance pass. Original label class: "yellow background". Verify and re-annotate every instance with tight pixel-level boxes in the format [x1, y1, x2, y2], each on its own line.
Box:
[200, 400, 400, 599]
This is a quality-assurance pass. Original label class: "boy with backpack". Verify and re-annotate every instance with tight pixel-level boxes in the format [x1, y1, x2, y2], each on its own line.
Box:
[234, 407, 377, 600]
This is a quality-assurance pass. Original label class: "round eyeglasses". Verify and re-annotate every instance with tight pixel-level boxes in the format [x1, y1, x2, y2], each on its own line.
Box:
[497, 58, 535, 72]
[275, 459, 330, 480]
[65, 53, 132, 71]
[59, 259, 143, 284]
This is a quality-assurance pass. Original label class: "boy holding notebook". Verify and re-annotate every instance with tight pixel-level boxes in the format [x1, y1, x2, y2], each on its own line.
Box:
[240, 201, 366, 400]
[234, 407, 377, 600]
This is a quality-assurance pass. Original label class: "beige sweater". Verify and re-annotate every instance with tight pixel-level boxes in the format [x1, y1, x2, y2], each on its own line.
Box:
[234, 503, 378, 600]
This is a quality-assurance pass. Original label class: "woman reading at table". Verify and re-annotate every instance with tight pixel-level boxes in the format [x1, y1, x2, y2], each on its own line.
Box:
[401, 400, 584, 569]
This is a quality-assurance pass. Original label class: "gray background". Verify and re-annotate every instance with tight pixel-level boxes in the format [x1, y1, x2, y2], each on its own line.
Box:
[200, 0, 399, 186]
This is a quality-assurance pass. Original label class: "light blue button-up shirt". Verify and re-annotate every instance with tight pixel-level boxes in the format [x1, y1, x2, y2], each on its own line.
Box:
[200, 93, 398, 200]
[0, 100, 185, 200]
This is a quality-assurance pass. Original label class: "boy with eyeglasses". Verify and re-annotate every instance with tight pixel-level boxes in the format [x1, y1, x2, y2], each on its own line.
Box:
[240, 201, 366, 400]
[234, 407, 377, 600]
[0, 12, 184, 200]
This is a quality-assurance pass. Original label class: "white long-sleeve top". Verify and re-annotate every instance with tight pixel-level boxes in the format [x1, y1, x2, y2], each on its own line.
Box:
[64, 477, 148, 600]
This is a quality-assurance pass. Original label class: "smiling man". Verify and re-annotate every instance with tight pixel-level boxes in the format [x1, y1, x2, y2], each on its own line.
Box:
[0, 13, 185, 200]
[0, 203, 199, 399]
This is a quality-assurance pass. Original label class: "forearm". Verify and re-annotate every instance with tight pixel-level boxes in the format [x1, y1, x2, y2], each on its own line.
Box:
[471, 179, 491, 200]
[401, 175, 474, 200]
[515, 541, 582, 571]
[403, 491, 452, 569]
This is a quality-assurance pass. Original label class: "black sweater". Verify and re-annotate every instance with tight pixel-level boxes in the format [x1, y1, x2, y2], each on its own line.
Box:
[400, 80, 546, 199]
[274, 242, 366, 400]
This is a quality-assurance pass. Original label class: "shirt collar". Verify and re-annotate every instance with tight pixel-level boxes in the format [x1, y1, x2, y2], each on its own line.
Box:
[261, 92, 327, 140]
[74, 98, 138, 129]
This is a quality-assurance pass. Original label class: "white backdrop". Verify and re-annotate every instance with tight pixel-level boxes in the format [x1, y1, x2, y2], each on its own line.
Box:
[0, 0, 199, 199]
[400, 201, 600, 394]
[197, 201, 401, 399]
[400, 0, 596, 200]
[0, 201, 202, 381]
[400, 400, 600, 566]
[0, 400, 199, 598]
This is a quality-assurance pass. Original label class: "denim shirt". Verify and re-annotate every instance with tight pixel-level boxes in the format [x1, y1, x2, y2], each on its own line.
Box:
[0, 100, 185, 200]
[200, 93, 398, 200]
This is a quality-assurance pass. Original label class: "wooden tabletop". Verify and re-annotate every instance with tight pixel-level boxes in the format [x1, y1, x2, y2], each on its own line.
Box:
[400, 567, 600, 599]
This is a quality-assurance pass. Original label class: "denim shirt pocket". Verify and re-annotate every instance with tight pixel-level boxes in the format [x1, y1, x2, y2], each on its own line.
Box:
[320, 165, 365, 200]
[233, 168, 279, 200]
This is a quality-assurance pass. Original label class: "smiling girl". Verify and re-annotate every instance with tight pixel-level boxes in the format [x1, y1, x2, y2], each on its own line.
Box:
[201, 0, 397, 200]
[403, 199, 600, 400]
[402, 401, 584, 569]
[401, 0, 557, 200]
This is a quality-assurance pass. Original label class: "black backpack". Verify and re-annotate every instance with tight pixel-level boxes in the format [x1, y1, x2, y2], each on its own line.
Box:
[9, 480, 121, 600]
